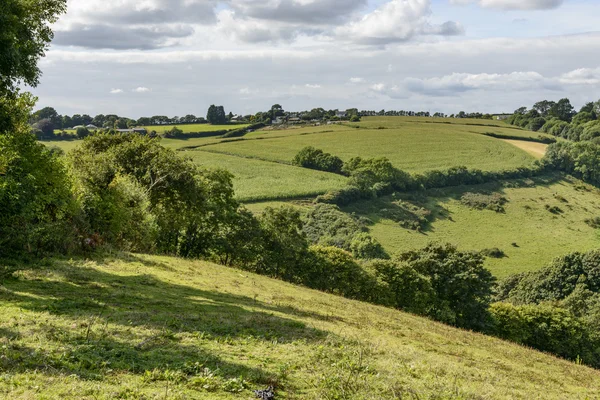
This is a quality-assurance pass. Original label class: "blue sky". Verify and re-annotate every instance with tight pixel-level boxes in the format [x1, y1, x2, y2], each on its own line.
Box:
[32, 0, 600, 117]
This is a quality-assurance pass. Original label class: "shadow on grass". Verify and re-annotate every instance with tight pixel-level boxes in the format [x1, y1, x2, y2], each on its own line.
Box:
[343, 173, 566, 235]
[0, 257, 328, 384]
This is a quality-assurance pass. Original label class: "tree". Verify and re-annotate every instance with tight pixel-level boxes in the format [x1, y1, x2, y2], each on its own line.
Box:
[32, 106, 61, 127]
[398, 243, 496, 329]
[207, 105, 227, 124]
[34, 118, 54, 137]
[76, 127, 90, 139]
[549, 98, 575, 122]
[0, 0, 67, 97]
[533, 100, 556, 117]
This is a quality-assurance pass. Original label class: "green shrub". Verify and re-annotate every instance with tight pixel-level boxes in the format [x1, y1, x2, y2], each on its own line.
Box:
[0, 100, 78, 256]
[315, 186, 368, 206]
[460, 192, 508, 213]
[495, 249, 600, 305]
[489, 302, 599, 366]
[304, 246, 377, 300]
[366, 259, 435, 314]
[293, 146, 344, 174]
[480, 248, 506, 258]
[398, 243, 496, 329]
[76, 126, 90, 139]
[349, 233, 388, 260]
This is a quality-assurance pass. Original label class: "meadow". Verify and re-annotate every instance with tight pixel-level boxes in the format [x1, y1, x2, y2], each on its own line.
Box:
[1, 254, 598, 399]
[187, 150, 348, 202]
[142, 123, 249, 134]
[199, 121, 536, 174]
[343, 173, 600, 277]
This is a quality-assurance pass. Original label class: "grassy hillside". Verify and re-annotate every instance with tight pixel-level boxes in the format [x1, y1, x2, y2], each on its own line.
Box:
[1, 254, 599, 399]
[199, 121, 535, 174]
[187, 150, 348, 202]
[342, 174, 600, 277]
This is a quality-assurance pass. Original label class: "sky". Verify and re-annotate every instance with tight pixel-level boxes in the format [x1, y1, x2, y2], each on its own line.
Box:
[31, 0, 600, 118]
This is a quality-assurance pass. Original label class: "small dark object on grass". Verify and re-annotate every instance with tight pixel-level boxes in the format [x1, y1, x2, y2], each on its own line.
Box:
[511, 242, 519, 248]
[255, 386, 275, 399]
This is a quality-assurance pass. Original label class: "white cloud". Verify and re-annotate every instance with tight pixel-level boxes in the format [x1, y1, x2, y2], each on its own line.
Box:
[337, 0, 463, 45]
[110, 88, 124, 94]
[450, 0, 564, 10]
[370, 83, 386, 91]
[133, 87, 151, 93]
[305, 84, 322, 89]
[350, 77, 365, 83]
[559, 68, 600, 85]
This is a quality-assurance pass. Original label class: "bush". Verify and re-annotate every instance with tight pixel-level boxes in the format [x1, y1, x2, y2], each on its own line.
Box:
[162, 126, 184, 138]
[367, 259, 435, 314]
[0, 127, 77, 256]
[303, 204, 387, 259]
[303, 246, 377, 300]
[489, 303, 599, 366]
[76, 126, 90, 139]
[315, 186, 368, 206]
[460, 192, 508, 213]
[344, 157, 414, 192]
[69, 133, 241, 258]
[496, 249, 600, 304]
[349, 233, 388, 260]
[293, 146, 344, 174]
[544, 141, 600, 186]
[480, 248, 506, 258]
[398, 243, 496, 329]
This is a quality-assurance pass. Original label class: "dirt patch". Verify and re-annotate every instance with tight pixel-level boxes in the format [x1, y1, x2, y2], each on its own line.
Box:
[502, 139, 548, 159]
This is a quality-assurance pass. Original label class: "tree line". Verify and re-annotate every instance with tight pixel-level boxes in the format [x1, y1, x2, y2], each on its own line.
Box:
[507, 98, 600, 141]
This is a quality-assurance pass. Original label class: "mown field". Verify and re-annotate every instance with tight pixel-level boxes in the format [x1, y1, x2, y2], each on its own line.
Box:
[1, 254, 599, 399]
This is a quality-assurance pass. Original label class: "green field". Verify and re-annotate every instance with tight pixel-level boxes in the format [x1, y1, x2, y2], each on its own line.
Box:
[198, 120, 536, 174]
[1, 254, 598, 399]
[55, 124, 247, 136]
[342, 174, 600, 277]
[143, 123, 249, 134]
[187, 150, 348, 202]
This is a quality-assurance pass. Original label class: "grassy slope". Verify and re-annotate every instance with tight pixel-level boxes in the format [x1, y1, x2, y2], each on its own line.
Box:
[201, 121, 535, 174]
[1, 255, 599, 399]
[343, 174, 600, 277]
[187, 151, 347, 202]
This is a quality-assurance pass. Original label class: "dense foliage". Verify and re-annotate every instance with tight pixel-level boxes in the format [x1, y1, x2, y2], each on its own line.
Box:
[303, 204, 388, 259]
[507, 98, 600, 141]
[493, 249, 600, 367]
[292, 146, 344, 174]
[544, 141, 600, 186]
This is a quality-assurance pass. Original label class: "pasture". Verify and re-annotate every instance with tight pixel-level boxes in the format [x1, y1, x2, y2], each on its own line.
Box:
[343, 174, 600, 277]
[1, 254, 598, 399]
[199, 121, 536, 173]
[142, 123, 249, 134]
[187, 150, 348, 202]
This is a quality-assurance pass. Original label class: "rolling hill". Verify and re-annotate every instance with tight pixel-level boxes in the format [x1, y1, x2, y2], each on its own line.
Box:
[1, 254, 599, 399]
